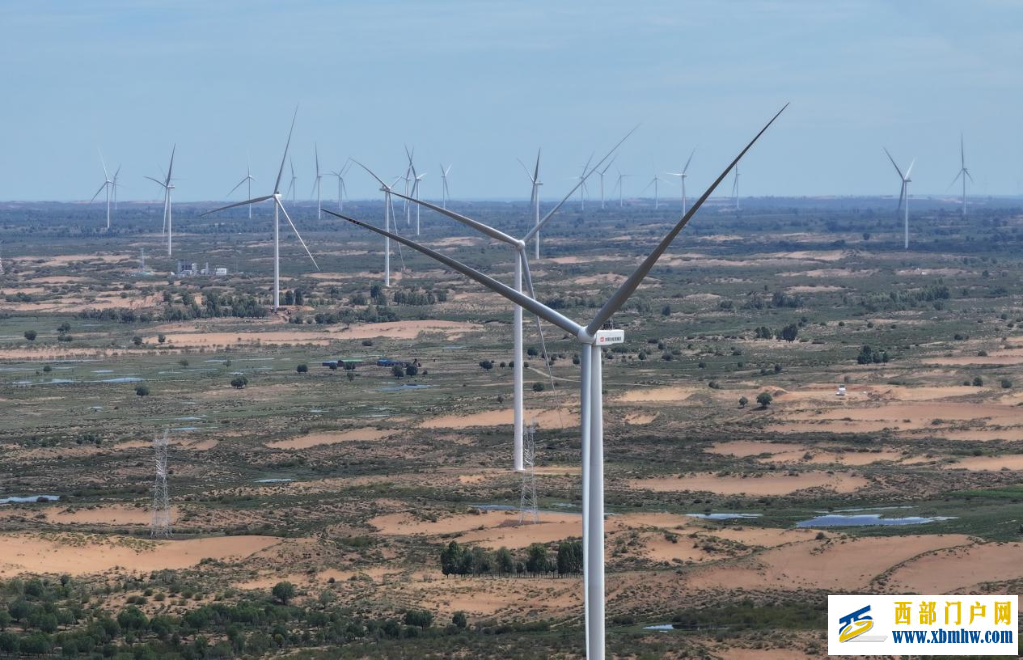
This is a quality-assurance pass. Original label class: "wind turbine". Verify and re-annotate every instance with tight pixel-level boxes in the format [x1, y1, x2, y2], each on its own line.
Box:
[200, 108, 319, 310]
[327, 160, 352, 212]
[376, 128, 634, 472]
[572, 159, 592, 211]
[405, 147, 427, 235]
[144, 145, 176, 256]
[642, 172, 669, 210]
[949, 134, 973, 217]
[227, 162, 256, 219]
[594, 157, 616, 210]
[884, 147, 915, 249]
[311, 145, 323, 219]
[440, 164, 452, 209]
[667, 148, 696, 215]
[286, 159, 298, 204]
[731, 163, 740, 211]
[351, 162, 401, 287]
[90, 150, 117, 230]
[613, 167, 631, 208]
[337, 105, 788, 660]
[517, 149, 543, 259]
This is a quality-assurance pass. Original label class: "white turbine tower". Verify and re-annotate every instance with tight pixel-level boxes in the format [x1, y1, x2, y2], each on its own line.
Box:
[145, 145, 176, 256]
[594, 157, 616, 210]
[351, 162, 402, 288]
[328, 160, 352, 212]
[440, 163, 452, 209]
[0, 239, 5, 277]
[949, 134, 973, 217]
[731, 163, 741, 211]
[613, 168, 631, 208]
[311, 145, 323, 219]
[287, 158, 298, 204]
[884, 147, 915, 249]
[642, 172, 669, 210]
[336, 106, 786, 659]
[405, 147, 427, 235]
[667, 148, 696, 215]
[517, 149, 543, 259]
[90, 150, 117, 230]
[151, 429, 171, 538]
[519, 420, 539, 524]
[227, 162, 256, 220]
[572, 159, 593, 211]
[201, 108, 319, 310]
[376, 130, 630, 471]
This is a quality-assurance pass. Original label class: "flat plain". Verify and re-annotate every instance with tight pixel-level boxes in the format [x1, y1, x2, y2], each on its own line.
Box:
[1, 196, 1022, 658]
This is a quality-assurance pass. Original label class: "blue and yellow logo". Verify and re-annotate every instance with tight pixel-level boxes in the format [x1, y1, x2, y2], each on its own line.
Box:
[839, 605, 874, 642]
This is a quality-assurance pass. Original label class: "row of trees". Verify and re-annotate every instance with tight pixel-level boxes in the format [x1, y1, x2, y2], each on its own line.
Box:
[440, 540, 582, 577]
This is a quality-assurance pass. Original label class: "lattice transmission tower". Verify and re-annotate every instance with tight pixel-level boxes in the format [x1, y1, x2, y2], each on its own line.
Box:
[151, 430, 172, 537]
[519, 420, 539, 524]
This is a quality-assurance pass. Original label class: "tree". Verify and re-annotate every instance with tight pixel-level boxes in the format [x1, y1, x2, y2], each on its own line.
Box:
[440, 541, 465, 576]
[738, 396, 749, 409]
[452, 611, 468, 629]
[780, 323, 799, 342]
[532, 382, 545, 392]
[404, 610, 433, 629]
[662, 305, 672, 316]
[271, 581, 296, 605]
[135, 385, 150, 397]
[296, 364, 308, 374]
[756, 392, 773, 408]
[117, 606, 148, 632]
[556, 540, 583, 575]
[231, 376, 248, 389]
[405, 364, 418, 377]
[479, 360, 493, 371]
[525, 543, 549, 574]
[391, 365, 405, 378]
[132, 335, 143, 346]
[158, 333, 167, 344]
[24, 330, 36, 341]
[496, 546, 514, 574]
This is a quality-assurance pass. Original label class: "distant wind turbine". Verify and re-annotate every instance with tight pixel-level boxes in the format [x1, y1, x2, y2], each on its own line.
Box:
[884, 147, 915, 249]
[337, 105, 788, 660]
[667, 148, 696, 215]
[731, 163, 740, 211]
[287, 159, 298, 204]
[440, 163, 452, 209]
[517, 149, 543, 259]
[405, 147, 426, 235]
[594, 157, 616, 210]
[642, 172, 670, 210]
[613, 167, 632, 208]
[90, 150, 118, 231]
[352, 162, 402, 287]
[949, 134, 973, 217]
[201, 108, 319, 310]
[227, 161, 256, 219]
[311, 145, 323, 219]
[327, 160, 352, 212]
[144, 145, 177, 256]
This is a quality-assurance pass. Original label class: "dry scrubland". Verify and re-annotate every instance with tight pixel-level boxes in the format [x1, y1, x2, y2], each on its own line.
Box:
[1, 197, 1023, 657]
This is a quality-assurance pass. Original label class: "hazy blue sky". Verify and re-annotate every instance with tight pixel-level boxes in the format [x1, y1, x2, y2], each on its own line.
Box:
[1, 0, 1020, 202]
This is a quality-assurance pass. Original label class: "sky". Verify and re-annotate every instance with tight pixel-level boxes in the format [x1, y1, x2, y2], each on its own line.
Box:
[0, 0, 1020, 202]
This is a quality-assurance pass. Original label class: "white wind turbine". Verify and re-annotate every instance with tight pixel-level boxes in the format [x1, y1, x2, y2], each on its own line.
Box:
[286, 158, 298, 204]
[594, 157, 616, 210]
[337, 105, 788, 660]
[613, 167, 631, 208]
[517, 149, 543, 259]
[440, 163, 452, 209]
[327, 160, 352, 212]
[373, 128, 634, 471]
[90, 150, 119, 230]
[227, 161, 256, 220]
[201, 108, 319, 309]
[884, 147, 915, 249]
[350, 162, 402, 287]
[642, 171, 670, 210]
[731, 163, 741, 210]
[667, 148, 696, 215]
[949, 133, 973, 217]
[571, 159, 593, 211]
[405, 147, 427, 235]
[311, 145, 324, 219]
[144, 145, 177, 256]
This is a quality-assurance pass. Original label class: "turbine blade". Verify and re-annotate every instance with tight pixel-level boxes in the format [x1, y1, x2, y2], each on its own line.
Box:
[683, 147, 696, 173]
[389, 191, 517, 245]
[277, 199, 320, 270]
[227, 177, 248, 196]
[897, 183, 906, 211]
[586, 103, 789, 336]
[353, 160, 389, 190]
[523, 125, 639, 243]
[948, 171, 963, 190]
[167, 145, 176, 183]
[517, 158, 534, 182]
[325, 210, 582, 336]
[883, 147, 904, 179]
[520, 251, 559, 395]
[144, 175, 167, 188]
[966, 171, 974, 184]
[274, 106, 299, 195]
[200, 195, 273, 217]
[905, 159, 916, 179]
[89, 181, 107, 203]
